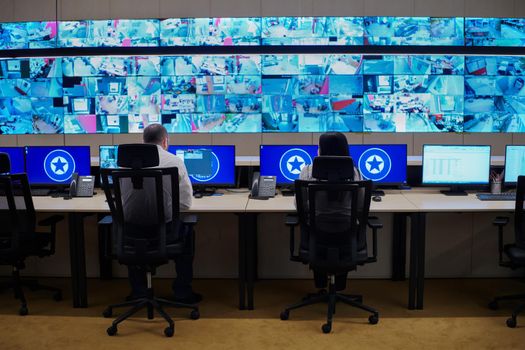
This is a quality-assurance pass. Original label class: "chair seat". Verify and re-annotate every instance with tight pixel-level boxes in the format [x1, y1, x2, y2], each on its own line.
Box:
[504, 244, 525, 265]
[0, 232, 53, 264]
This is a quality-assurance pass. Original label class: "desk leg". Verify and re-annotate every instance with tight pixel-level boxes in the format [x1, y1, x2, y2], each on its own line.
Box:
[68, 213, 88, 308]
[97, 214, 113, 280]
[408, 213, 419, 310]
[416, 213, 427, 310]
[392, 213, 407, 281]
[245, 213, 258, 310]
[237, 214, 246, 310]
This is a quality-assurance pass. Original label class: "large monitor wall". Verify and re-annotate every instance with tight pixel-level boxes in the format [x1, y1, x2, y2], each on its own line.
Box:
[0, 16, 524, 135]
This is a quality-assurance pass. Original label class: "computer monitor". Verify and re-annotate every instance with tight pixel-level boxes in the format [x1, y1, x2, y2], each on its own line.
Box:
[25, 146, 91, 185]
[0, 147, 25, 174]
[73, 98, 89, 114]
[422, 144, 491, 195]
[504, 145, 525, 186]
[259, 145, 319, 185]
[168, 145, 236, 187]
[99, 145, 119, 169]
[349, 144, 407, 189]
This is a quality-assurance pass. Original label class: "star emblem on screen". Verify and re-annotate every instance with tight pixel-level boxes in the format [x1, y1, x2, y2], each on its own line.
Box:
[365, 155, 384, 174]
[51, 156, 69, 174]
[287, 156, 305, 174]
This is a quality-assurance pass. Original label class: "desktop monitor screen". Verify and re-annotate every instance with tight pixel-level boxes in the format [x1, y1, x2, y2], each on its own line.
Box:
[0, 147, 25, 174]
[504, 145, 525, 185]
[99, 145, 119, 169]
[168, 145, 235, 186]
[422, 145, 491, 185]
[25, 146, 91, 184]
[259, 145, 319, 184]
[348, 144, 407, 184]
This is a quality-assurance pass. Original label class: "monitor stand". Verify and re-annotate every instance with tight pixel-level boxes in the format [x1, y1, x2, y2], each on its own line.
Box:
[280, 185, 295, 197]
[440, 186, 468, 196]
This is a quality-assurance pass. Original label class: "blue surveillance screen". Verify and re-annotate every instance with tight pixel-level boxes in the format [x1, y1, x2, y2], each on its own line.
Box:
[422, 145, 491, 185]
[348, 144, 407, 184]
[0, 147, 25, 173]
[259, 145, 319, 184]
[504, 145, 525, 185]
[25, 146, 91, 184]
[99, 145, 118, 169]
[168, 145, 235, 186]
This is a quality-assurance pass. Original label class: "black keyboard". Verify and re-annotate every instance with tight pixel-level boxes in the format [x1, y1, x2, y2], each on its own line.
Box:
[476, 193, 516, 201]
[30, 189, 51, 196]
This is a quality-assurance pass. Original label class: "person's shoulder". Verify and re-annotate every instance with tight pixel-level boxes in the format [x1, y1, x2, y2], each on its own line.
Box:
[299, 164, 313, 181]
[158, 146, 184, 167]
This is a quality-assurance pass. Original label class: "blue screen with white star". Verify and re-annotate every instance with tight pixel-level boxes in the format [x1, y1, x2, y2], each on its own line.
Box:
[25, 146, 91, 184]
[260, 145, 319, 184]
[348, 144, 407, 184]
[0, 147, 25, 174]
[167, 145, 235, 186]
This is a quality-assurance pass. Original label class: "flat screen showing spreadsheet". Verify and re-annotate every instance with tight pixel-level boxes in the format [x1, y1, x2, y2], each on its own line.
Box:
[504, 145, 525, 185]
[422, 145, 491, 185]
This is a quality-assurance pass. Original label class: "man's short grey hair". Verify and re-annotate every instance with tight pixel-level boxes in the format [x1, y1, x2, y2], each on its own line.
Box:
[143, 124, 168, 145]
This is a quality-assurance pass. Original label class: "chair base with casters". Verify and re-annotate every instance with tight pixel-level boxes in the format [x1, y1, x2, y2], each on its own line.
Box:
[489, 292, 525, 328]
[102, 270, 200, 337]
[280, 275, 379, 333]
[0, 264, 62, 316]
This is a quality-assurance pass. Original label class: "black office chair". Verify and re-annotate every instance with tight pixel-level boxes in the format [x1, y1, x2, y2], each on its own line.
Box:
[490, 175, 525, 328]
[281, 156, 381, 333]
[100, 144, 199, 337]
[0, 152, 63, 315]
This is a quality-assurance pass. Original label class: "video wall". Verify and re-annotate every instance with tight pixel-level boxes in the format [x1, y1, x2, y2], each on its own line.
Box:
[1, 16, 525, 135]
[1, 54, 525, 134]
[2, 17, 525, 48]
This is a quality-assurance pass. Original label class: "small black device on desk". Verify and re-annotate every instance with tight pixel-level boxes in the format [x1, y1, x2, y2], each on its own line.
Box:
[65, 173, 95, 199]
[250, 172, 276, 200]
[476, 193, 516, 201]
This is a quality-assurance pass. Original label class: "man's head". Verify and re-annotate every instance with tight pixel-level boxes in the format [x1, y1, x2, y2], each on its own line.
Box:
[143, 124, 169, 150]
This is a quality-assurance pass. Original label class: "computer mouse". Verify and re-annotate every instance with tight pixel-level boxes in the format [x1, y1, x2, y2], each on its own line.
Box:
[372, 195, 382, 202]
[194, 192, 203, 199]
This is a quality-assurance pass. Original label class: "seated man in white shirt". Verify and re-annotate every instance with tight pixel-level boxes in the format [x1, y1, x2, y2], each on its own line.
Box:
[124, 124, 201, 304]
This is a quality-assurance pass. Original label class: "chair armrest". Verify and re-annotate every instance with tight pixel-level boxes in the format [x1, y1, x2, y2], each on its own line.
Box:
[366, 216, 383, 263]
[182, 214, 198, 226]
[38, 215, 64, 227]
[284, 214, 303, 262]
[98, 215, 113, 225]
[367, 216, 383, 230]
[493, 217, 509, 227]
[493, 216, 511, 267]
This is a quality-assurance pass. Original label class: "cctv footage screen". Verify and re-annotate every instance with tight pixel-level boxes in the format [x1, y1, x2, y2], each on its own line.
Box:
[1, 16, 525, 135]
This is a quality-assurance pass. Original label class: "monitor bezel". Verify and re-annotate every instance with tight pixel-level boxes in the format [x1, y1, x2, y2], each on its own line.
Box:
[167, 144, 236, 187]
[259, 144, 319, 186]
[504, 144, 525, 187]
[24, 145, 91, 186]
[421, 144, 491, 186]
[348, 143, 408, 186]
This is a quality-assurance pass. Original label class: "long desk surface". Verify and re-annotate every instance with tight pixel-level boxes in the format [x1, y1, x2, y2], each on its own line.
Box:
[402, 191, 515, 212]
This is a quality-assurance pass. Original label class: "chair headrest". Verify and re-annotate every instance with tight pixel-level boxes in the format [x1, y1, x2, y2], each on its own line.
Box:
[117, 144, 160, 169]
[0, 153, 11, 173]
[312, 156, 354, 181]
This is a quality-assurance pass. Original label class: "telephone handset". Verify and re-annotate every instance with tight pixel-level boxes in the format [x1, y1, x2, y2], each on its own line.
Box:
[250, 172, 276, 199]
[69, 173, 95, 198]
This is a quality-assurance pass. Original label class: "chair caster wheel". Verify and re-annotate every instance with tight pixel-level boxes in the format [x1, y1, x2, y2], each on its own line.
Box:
[369, 314, 379, 325]
[488, 301, 498, 310]
[164, 326, 174, 337]
[53, 291, 62, 302]
[102, 308, 112, 318]
[107, 325, 117, 336]
[190, 309, 200, 320]
[280, 310, 289, 320]
[321, 323, 332, 334]
[19, 306, 28, 316]
[506, 317, 517, 328]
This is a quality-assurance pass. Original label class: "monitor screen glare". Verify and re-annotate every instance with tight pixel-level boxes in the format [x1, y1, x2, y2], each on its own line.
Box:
[504, 145, 525, 185]
[168, 145, 235, 186]
[25, 146, 91, 184]
[422, 145, 491, 185]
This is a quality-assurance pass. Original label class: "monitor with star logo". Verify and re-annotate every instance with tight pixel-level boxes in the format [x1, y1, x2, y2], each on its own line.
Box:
[348, 144, 407, 185]
[25, 146, 91, 184]
[260, 145, 319, 184]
